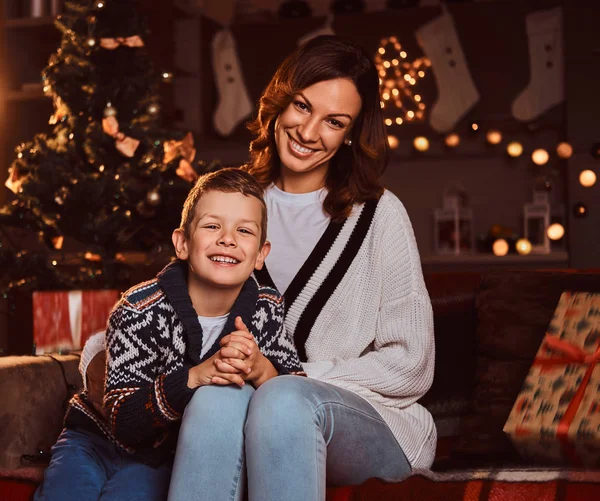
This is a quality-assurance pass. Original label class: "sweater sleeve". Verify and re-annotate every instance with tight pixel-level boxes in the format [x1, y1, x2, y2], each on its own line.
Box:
[104, 301, 195, 448]
[316, 195, 435, 409]
[253, 291, 305, 375]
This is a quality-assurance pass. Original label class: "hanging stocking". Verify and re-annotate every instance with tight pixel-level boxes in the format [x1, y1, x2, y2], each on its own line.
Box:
[416, 6, 479, 133]
[212, 29, 254, 136]
[298, 14, 335, 46]
[511, 7, 564, 122]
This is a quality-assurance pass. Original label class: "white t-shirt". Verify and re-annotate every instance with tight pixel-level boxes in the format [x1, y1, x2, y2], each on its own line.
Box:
[198, 313, 229, 359]
[264, 184, 330, 295]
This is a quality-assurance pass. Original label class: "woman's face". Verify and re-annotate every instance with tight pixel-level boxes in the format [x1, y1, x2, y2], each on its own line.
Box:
[274, 78, 362, 192]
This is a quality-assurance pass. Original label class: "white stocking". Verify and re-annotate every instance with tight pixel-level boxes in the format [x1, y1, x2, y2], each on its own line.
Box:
[212, 29, 253, 136]
[511, 7, 564, 122]
[416, 7, 479, 133]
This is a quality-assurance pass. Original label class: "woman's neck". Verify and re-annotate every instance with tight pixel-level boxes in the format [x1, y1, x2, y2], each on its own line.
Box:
[276, 168, 325, 194]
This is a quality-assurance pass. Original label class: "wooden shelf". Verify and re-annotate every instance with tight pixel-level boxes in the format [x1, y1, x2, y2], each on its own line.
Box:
[422, 251, 569, 265]
[5, 16, 55, 28]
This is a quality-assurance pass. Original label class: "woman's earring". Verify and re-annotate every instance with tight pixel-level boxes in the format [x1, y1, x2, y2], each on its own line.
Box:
[345, 139, 352, 146]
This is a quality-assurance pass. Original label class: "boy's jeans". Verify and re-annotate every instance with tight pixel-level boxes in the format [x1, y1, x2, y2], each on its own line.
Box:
[34, 428, 171, 501]
[168, 375, 411, 501]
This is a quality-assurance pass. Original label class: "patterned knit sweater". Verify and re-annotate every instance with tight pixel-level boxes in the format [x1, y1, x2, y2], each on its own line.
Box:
[256, 189, 437, 469]
[103, 259, 303, 465]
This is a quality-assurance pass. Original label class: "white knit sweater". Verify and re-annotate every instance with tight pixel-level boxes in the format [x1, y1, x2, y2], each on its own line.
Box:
[257, 189, 436, 469]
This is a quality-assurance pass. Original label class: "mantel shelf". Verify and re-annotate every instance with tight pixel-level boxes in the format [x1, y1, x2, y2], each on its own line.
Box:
[421, 250, 569, 265]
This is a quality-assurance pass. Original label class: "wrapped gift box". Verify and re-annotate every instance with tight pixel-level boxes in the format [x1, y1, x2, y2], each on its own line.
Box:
[503, 291, 600, 467]
[33, 290, 119, 354]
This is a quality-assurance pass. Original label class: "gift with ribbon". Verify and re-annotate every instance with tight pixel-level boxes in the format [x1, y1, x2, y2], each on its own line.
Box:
[32, 290, 120, 354]
[504, 291, 600, 467]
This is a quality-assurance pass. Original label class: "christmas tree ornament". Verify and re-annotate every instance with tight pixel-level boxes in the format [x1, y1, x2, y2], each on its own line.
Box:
[115, 136, 140, 157]
[102, 116, 120, 136]
[416, 5, 480, 133]
[512, 7, 564, 122]
[163, 132, 196, 164]
[211, 30, 253, 137]
[104, 102, 117, 117]
[146, 189, 161, 206]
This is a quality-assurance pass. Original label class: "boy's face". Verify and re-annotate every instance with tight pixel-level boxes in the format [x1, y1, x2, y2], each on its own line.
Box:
[172, 190, 270, 290]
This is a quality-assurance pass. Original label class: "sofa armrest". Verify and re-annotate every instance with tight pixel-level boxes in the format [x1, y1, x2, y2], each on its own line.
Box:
[0, 354, 81, 469]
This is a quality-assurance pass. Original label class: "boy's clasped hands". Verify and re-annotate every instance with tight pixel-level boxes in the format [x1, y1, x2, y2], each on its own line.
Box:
[187, 316, 276, 389]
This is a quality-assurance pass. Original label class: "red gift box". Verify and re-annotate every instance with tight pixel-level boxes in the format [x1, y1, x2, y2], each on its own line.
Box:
[32, 290, 119, 354]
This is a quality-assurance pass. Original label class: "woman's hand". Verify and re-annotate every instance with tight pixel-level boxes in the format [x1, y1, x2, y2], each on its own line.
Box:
[216, 317, 278, 387]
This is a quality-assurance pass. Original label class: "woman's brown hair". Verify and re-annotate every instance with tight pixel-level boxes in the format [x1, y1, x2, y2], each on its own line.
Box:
[245, 35, 388, 221]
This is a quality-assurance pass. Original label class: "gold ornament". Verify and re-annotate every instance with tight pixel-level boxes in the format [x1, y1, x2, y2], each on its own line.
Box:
[104, 102, 117, 117]
[146, 189, 161, 206]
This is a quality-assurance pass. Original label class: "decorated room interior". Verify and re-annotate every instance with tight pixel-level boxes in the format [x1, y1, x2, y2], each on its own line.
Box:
[0, 1, 599, 500]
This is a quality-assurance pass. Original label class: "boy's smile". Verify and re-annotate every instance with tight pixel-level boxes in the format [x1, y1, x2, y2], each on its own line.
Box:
[172, 190, 270, 314]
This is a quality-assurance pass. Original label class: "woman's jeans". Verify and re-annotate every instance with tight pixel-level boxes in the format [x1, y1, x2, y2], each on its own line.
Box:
[34, 428, 171, 501]
[167, 375, 411, 501]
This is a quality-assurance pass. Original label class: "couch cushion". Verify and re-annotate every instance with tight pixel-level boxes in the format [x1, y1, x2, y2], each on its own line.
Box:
[452, 270, 600, 465]
[0, 355, 81, 469]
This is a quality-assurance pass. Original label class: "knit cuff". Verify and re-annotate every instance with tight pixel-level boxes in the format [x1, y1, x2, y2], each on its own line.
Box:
[161, 366, 196, 416]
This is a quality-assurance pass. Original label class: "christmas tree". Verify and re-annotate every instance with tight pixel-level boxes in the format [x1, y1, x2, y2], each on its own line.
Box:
[0, 0, 213, 293]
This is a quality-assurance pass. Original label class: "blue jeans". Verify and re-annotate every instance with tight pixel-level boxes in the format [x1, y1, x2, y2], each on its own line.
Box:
[34, 428, 171, 501]
[168, 376, 411, 501]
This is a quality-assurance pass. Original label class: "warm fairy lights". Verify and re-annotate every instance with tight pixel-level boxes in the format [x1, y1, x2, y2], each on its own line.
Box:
[445, 133, 460, 148]
[579, 170, 597, 188]
[556, 142, 573, 159]
[507, 141, 523, 158]
[531, 148, 549, 166]
[492, 239, 509, 256]
[486, 130, 502, 145]
[375, 36, 430, 126]
[515, 238, 532, 256]
[547, 223, 565, 241]
[413, 136, 429, 152]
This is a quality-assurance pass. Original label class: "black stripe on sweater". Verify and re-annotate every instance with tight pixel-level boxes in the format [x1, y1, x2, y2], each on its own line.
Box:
[293, 200, 378, 361]
[282, 219, 345, 314]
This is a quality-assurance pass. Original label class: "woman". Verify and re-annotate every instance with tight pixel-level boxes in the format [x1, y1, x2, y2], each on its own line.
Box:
[168, 35, 435, 501]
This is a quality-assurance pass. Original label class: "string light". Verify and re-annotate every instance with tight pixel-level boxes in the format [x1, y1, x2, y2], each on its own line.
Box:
[556, 142, 573, 159]
[579, 170, 597, 187]
[547, 223, 565, 240]
[507, 141, 523, 158]
[375, 36, 430, 126]
[413, 136, 429, 152]
[531, 148, 549, 166]
[387, 135, 399, 149]
[515, 238, 532, 256]
[492, 239, 509, 256]
[486, 130, 502, 145]
[445, 133, 460, 148]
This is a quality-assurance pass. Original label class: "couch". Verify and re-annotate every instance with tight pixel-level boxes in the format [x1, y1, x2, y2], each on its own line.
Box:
[2, 269, 600, 500]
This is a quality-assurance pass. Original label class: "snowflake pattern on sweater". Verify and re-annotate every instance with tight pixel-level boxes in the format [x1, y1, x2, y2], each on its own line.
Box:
[104, 259, 303, 463]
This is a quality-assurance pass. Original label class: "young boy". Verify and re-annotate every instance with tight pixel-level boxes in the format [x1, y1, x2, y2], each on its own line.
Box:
[103, 168, 304, 468]
[34, 332, 171, 501]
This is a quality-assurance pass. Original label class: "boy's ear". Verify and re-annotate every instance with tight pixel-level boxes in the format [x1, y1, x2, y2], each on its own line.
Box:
[254, 240, 271, 270]
[172, 228, 189, 260]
